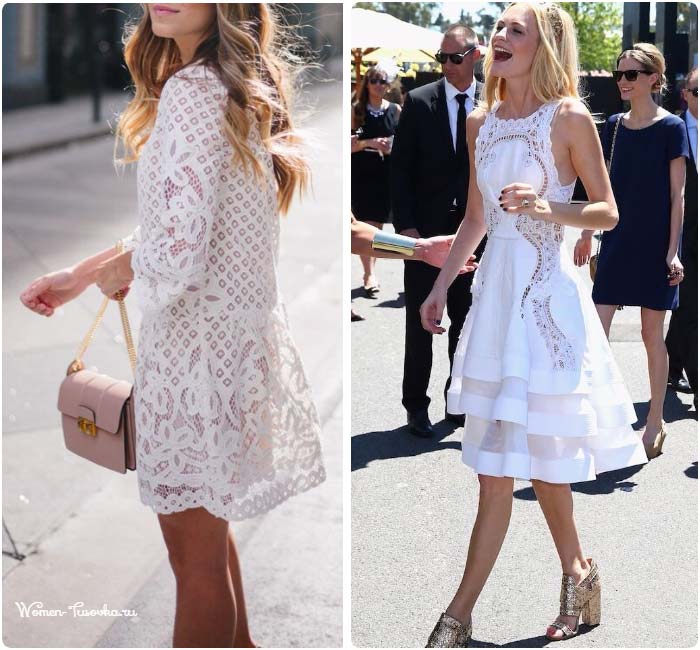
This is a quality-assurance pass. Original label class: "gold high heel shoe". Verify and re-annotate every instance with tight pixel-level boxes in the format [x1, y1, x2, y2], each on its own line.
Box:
[644, 422, 667, 460]
[426, 613, 472, 647]
[546, 558, 601, 641]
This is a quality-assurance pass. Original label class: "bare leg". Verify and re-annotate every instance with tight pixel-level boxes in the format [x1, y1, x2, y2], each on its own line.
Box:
[594, 303, 618, 339]
[227, 524, 256, 647]
[360, 220, 382, 289]
[531, 480, 590, 639]
[641, 307, 668, 439]
[158, 507, 235, 648]
[444, 475, 514, 625]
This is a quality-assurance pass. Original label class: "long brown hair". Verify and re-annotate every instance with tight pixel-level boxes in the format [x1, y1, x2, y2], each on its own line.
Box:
[114, 3, 309, 215]
[352, 65, 387, 129]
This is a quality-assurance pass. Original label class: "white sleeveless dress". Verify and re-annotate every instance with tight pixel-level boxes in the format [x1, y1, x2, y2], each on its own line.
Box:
[447, 99, 648, 483]
[120, 62, 326, 520]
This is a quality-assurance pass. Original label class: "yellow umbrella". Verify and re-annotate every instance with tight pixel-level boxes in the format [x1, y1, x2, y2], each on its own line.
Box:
[362, 47, 437, 64]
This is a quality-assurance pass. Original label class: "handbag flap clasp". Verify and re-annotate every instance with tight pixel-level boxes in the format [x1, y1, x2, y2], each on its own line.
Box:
[57, 370, 132, 434]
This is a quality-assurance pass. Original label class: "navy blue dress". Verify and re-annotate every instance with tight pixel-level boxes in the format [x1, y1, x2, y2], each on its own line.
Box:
[592, 113, 689, 310]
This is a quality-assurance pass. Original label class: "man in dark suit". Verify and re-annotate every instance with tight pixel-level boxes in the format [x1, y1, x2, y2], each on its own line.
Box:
[391, 24, 485, 437]
[666, 67, 698, 408]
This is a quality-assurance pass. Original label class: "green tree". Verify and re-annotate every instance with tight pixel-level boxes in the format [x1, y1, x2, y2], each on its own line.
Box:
[354, 2, 439, 29]
[471, 2, 622, 68]
[476, 3, 508, 40]
[560, 2, 623, 71]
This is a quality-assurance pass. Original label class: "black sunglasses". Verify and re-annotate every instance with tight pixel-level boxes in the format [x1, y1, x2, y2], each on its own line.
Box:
[612, 69, 653, 82]
[688, 87, 699, 97]
[435, 46, 478, 65]
[368, 77, 389, 86]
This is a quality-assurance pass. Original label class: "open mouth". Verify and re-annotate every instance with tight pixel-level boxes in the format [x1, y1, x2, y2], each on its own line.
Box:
[493, 46, 512, 62]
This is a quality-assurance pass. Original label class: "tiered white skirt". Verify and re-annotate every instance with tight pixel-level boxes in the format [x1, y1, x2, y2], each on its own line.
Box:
[447, 235, 648, 483]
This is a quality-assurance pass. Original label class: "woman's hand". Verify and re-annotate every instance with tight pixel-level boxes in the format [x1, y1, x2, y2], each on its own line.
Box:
[370, 137, 392, 154]
[420, 285, 448, 335]
[350, 134, 363, 153]
[20, 267, 90, 317]
[499, 183, 552, 221]
[666, 253, 684, 286]
[573, 236, 593, 266]
[416, 236, 478, 273]
[95, 250, 134, 299]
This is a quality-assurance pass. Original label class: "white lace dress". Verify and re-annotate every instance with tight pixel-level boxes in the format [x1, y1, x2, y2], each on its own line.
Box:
[447, 99, 648, 483]
[120, 62, 326, 520]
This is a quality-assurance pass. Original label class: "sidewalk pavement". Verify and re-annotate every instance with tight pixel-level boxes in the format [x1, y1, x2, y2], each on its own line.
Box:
[351, 226, 698, 648]
[2, 80, 342, 648]
[2, 92, 131, 161]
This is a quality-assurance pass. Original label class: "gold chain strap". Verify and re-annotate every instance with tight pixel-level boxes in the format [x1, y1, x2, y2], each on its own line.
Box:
[116, 292, 137, 373]
[596, 114, 622, 256]
[69, 240, 137, 376]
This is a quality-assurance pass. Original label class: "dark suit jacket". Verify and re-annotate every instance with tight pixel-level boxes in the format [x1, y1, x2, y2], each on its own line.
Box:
[391, 77, 483, 238]
[681, 110, 697, 259]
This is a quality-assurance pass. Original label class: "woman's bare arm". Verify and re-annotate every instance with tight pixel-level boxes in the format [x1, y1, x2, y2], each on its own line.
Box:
[72, 244, 128, 285]
[350, 215, 477, 270]
[667, 155, 686, 261]
[420, 110, 488, 334]
[20, 243, 133, 317]
[432, 110, 488, 294]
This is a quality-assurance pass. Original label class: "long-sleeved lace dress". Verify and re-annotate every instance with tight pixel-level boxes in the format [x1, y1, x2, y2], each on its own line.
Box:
[121, 62, 326, 521]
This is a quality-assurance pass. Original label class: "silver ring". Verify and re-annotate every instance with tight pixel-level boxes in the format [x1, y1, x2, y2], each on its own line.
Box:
[521, 198, 530, 208]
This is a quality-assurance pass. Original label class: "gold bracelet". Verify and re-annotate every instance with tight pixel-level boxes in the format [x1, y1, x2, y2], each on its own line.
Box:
[371, 231, 417, 256]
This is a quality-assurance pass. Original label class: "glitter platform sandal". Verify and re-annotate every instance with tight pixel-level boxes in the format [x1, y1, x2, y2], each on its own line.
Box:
[546, 558, 601, 641]
[426, 612, 472, 647]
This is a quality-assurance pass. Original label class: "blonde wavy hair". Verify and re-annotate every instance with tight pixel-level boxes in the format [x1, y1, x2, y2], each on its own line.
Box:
[617, 43, 667, 94]
[480, 2, 581, 111]
[114, 3, 309, 215]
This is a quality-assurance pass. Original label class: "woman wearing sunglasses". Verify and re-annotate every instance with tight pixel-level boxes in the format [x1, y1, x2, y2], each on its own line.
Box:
[574, 43, 689, 460]
[351, 63, 402, 298]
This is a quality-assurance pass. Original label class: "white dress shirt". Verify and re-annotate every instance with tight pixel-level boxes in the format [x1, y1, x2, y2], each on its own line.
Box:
[685, 109, 697, 165]
[444, 77, 477, 153]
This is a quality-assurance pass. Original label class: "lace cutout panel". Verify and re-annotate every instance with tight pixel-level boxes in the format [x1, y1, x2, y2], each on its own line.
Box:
[475, 100, 578, 370]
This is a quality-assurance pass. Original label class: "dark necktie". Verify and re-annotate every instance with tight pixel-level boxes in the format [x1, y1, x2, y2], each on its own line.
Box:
[455, 93, 468, 161]
[455, 93, 469, 211]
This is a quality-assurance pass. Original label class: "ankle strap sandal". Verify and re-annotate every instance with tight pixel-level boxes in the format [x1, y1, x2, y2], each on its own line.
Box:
[547, 558, 602, 641]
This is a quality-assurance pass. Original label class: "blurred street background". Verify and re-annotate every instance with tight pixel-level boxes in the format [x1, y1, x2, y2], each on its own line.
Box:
[3, 4, 342, 648]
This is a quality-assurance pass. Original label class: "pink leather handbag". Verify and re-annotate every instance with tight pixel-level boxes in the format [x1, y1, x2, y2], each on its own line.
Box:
[57, 241, 138, 474]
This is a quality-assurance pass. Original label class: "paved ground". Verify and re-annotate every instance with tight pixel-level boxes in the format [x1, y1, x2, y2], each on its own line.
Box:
[2, 91, 130, 161]
[351, 227, 698, 648]
[2, 79, 342, 648]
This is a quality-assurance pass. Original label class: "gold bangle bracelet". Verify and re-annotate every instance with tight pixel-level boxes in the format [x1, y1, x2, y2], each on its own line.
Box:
[371, 231, 417, 257]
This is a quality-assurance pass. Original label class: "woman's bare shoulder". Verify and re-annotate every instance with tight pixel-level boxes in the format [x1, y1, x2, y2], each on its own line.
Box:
[553, 98, 597, 149]
[556, 97, 594, 127]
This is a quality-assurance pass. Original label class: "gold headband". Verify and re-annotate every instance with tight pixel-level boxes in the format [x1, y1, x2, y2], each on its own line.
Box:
[545, 4, 563, 43]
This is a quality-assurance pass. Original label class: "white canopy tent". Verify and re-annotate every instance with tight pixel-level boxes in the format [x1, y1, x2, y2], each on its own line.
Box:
[351, 8, 444, 90]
